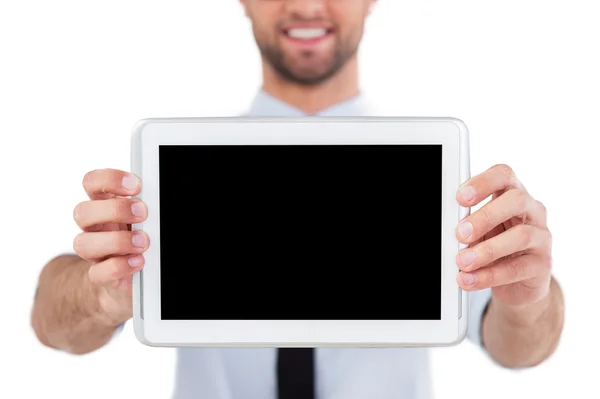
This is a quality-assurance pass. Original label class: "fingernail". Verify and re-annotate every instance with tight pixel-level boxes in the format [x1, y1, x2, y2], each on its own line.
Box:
[128, 255, 143, 268]
[132, 233, 146, 247]
[458, 221, 473, 239]
[459, 250, 477, 267]
[122, 173, 139, 190]
[460, 273, 477, 285]
[131, 201, 145, 217]
[458, 185, 476, 202]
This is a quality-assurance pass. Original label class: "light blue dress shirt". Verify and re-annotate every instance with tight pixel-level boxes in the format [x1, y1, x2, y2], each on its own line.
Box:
[168, 90, 493, 399]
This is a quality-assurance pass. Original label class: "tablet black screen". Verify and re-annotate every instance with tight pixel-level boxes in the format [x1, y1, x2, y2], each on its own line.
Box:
[158, 144, 442, 320]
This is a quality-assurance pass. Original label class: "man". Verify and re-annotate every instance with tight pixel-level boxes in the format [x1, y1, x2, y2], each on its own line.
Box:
[31, 1, 564, 398]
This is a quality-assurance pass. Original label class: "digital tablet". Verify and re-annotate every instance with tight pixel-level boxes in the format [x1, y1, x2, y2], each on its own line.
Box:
[130, 116, 471, 347]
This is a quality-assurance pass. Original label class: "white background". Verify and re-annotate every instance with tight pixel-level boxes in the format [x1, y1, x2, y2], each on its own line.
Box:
[1, 0, 598, 398]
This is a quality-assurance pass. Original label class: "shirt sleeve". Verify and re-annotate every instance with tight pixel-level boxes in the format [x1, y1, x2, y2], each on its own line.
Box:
[466, 287, 492, 346]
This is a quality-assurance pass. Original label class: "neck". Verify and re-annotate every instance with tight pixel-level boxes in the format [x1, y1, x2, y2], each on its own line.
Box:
[261, 55, 360, 115]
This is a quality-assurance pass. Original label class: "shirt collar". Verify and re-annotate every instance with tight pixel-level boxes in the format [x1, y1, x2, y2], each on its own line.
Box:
[246, 89, 370, 117]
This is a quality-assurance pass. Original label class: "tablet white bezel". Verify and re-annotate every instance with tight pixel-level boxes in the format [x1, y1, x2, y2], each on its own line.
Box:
[130, 117, 470, 347]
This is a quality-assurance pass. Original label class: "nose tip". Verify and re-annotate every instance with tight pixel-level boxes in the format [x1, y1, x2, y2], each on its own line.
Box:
[284, 0, 327, 19]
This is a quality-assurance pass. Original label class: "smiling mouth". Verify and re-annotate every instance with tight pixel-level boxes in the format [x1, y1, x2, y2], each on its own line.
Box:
[282, 27, 335, 40]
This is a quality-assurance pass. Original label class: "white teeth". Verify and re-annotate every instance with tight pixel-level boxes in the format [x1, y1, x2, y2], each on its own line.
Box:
[287, 28, 327, 40]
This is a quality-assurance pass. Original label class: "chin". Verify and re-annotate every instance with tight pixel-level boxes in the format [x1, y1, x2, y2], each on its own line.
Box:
[284, 67, 331, 84]
[287, 55, 335, 74]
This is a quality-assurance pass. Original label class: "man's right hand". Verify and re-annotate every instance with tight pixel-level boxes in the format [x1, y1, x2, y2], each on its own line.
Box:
[72, 168, 149, 326]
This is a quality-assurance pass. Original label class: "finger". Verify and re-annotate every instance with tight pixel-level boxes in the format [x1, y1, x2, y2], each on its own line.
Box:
[456, 224, 552, 272]
[456, 253, 546, 291]
[456, 164, 526, 207]
[73, 230, 150, 262]
[73, 198, 147, 231]
[88, 254, 146, 286]
[455, 188, 547, 244]
[82, 168, 141, 200]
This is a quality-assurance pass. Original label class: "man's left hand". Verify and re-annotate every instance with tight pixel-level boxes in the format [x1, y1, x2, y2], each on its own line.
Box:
[455, 164, 553, 307]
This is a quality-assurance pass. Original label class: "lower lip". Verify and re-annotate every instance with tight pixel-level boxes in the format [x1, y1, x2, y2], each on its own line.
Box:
[282, 32, 332, 47]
